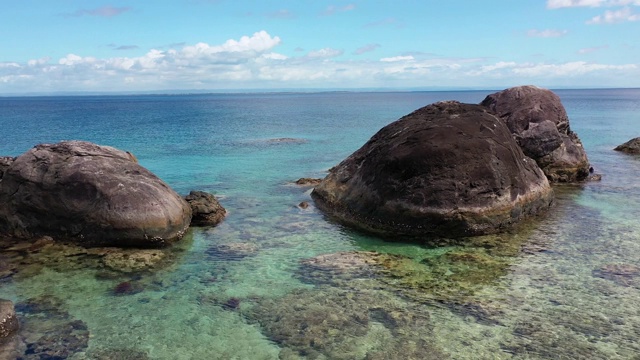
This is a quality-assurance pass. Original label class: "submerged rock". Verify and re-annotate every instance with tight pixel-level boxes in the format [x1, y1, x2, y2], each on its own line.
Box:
[185, 190, 226, 226]
[614, 137, 640, 154]
[480, 86, 591, 182]
[11, 296, 90, 359]
[103, 249, 167, 273]
[0, 299, 19, 340]
[593, 263, 640, 287]
[312, 101, 553, 239]
[248, 287, 446, 359]
[205, 242, 259, 260]
[298, 251, 384, 285]
[0, 141, 192, 247]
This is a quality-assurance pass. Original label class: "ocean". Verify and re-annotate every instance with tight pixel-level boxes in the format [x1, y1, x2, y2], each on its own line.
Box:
[1, 89, 640, 359]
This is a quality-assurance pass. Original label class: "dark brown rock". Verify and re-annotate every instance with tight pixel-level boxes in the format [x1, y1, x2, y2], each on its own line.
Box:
[614, 137, 640, 154]
[0, 299, 19, 340]
[295, 178, 322, 186]
[0, 141, 191, 247]
[480, 85, 590, 182]
[298, 201, 310, 209]
[0, 157, 14, 180]
[312, 101, 554, 239]
[184, 190, 226, 226]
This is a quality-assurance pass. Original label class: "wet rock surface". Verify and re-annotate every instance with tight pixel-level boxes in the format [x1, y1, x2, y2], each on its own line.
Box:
[481, 85, 591, 182]
[185, 190, 226, 227]
[312, 101, 554, 239]
[294, 178, 322, 186]
[614, 137, 640, 154]
[0, 299, 19, 340]
[0, 141, 192, 247]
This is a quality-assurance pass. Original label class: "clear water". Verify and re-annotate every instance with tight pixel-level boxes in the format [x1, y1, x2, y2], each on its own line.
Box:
[1, 89, 640, 359]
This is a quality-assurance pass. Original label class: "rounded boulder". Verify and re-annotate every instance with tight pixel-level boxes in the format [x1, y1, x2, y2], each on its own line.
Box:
[480, 85, 590, 182]
[311, 101, 554, 239]
[0, 141, 191, 247]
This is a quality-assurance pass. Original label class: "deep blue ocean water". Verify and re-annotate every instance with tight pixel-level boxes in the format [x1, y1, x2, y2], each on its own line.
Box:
[1, 89, 640, 359]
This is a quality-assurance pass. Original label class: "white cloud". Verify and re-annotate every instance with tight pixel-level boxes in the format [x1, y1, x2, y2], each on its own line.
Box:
[527, 29, 569, 37]
[547, 0, 640, 8]
[467, 61, 518, 76]
[306, 48, 343, 59]
[260, 52, 288, 60]
[587, 6, 640, 23]
[380, 55, 414, 62]
[0, 31, 638, 93]
[468, 60, 636, 78]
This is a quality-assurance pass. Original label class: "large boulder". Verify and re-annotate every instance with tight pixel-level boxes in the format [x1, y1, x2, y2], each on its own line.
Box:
[614, 137, 640, 154]
[0, 299, 19, 340]
[184, 190, 226, 226]
[311, 101, 554, 239]
[480, 85, 590, 182]
[0, 141, 191, 247]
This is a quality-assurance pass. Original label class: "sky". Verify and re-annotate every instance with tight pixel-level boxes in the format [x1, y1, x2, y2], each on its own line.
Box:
[1, 0, 639, 94]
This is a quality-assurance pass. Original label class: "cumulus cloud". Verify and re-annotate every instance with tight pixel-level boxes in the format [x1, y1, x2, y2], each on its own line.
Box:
[63, 6, 132, 17]
[587, 6, 640, 23]
[527, 29, 569, 37]
[321, 4, 356, 16]
[353, 44, 381, 55]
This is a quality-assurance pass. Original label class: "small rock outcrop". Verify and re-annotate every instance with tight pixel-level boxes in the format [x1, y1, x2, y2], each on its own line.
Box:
[480, 85, 590, 182]
[294, 178, 322, 186]
[0, 157, 14, 180]
[0, 141, 191, 247]
[614, 137, 640, 154]
[0, 299, 19, 339]
[185, 191, 226, 226]
[312, 101, 554, 239]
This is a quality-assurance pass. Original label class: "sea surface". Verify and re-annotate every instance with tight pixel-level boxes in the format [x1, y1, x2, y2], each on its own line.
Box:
[1, 89, 640, 359]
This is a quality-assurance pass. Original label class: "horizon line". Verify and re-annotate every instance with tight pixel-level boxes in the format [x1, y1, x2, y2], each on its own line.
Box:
[1, 85, 639, 98]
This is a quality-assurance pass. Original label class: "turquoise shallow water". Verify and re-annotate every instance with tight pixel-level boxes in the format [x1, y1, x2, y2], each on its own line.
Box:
[1, 89, 640, 359]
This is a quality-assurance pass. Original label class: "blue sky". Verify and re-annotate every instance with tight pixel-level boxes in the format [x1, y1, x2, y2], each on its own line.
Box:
[1, 0, 639, 94]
